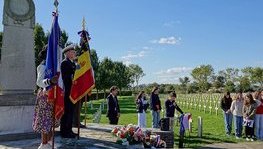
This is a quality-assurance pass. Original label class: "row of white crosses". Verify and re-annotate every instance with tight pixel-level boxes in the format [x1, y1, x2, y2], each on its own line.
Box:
[176, 94, 223, 115]
[92, 102, 103, 123]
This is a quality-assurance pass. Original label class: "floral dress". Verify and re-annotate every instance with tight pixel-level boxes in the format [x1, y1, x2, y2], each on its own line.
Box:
[32, 64, 56, 133]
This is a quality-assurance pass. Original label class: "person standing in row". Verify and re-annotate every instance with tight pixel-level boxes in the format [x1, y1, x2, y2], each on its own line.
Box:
[220, 91, 233, 136]
[165, 91, 183, 131]
[243, 93, 257, 141]
[150, 87, 161, 128]
[254, 91, 263, 140]
[230, 92, 244, 139]
[60, 45, 77, 138]
[136, 91, 149, 128]
[106, 86, 120, 125]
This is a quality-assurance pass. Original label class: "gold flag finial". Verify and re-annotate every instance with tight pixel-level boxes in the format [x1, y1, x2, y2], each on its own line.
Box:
[82, 17, 86, 30]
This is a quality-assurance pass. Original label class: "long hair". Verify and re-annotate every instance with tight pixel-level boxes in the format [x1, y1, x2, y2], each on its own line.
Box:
[244, 93, 256, 106]
[151, 86, 159, 94]
[253, 91, 261, 100]
[136, 91, 145, 100]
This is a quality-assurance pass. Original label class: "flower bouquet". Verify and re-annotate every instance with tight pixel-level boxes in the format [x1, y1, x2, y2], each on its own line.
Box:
[111, 124, 145, 146]
[112, 124, 166, 148]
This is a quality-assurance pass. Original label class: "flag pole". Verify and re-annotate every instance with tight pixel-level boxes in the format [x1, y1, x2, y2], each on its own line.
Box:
[81, 17, 88, 128]
[77, 17, 87, 140]
[52, 1, 59, 149]
[84, 95, 87, 126]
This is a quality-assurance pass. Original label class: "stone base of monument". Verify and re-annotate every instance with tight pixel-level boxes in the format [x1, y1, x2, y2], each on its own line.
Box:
[150, 128, 174, 148]
[0, 94, 36, 142]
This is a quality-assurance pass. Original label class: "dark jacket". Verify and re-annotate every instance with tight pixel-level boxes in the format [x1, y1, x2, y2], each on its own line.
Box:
[150, 93, 161, 111]
[165, 99, 183, 117]
[61, 58, 76, 97]
[106, 94, 120, 118]
[220, 97, 232, 112]
[136, 98, 149, 113]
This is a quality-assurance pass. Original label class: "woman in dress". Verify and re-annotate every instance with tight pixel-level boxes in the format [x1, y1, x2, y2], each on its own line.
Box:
[32, 45, 58, 149]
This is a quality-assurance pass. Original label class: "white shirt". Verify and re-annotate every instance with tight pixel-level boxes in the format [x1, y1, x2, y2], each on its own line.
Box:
[36, 64, 50, 89]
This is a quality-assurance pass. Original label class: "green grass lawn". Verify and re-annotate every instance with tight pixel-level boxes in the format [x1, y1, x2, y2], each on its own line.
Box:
[80, 96, 248, 148]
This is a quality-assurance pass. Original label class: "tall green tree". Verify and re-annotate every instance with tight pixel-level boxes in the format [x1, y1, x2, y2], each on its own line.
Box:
[113, 62, 131, 92]
[238, 76, 251, 92]
[128, 64, 145, 90]
[179, 76, 190, 93]
[97, 57, 115, 97]
[191, 65, 214, 92]
[34, 23, 47, 66]
[242, 67, 263, 89]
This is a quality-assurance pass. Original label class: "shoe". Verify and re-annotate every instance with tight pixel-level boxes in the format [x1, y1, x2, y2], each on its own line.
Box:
[251, 138, 254, 142]
[246, 138, 250, 141]
[70, 131, 78, 136]
[73, 123, 86, 128]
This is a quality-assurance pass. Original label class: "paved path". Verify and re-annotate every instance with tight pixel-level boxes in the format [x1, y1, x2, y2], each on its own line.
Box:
[0, 124, 125, 149]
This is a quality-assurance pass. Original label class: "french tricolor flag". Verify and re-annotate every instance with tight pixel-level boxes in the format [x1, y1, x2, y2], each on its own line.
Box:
[45, 12, 64, 120]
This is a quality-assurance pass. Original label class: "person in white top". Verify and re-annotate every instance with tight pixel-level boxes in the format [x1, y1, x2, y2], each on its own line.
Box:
[230, 92, 244, 139]
[32, 45, 59, 149]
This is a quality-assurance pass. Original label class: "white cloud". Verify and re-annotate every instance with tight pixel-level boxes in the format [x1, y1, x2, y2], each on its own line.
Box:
[151, 36, 181, 45]
[121, 48, 149, 65]
[155, 67, 193, 84]
[163, 20, 181, 27]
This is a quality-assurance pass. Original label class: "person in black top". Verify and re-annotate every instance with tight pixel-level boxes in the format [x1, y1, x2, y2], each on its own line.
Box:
[220, 91, 233, 136]
[136, 91, 149, 128]
[150, 87, 161, 128]
[165, 91, 183, 131]
[60, 45, 77, 138]
[106, 86, 120, 125]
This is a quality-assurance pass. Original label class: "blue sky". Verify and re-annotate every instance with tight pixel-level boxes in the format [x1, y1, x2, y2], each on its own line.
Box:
[1, 0, 263, 84]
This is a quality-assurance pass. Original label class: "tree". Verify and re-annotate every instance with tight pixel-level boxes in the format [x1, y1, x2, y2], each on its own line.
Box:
[242, 67, 263, 89]
[179, 76, 190, 93]
[237, 76, 251, 92]
[219, 68, 239, 83]
[113, 62, 131, 93]
[60, 30, 69, 48]
[89, 49, 99, 99]
[34, 23, 47, 67]
[97, 57, 115, 97]
[128, 64, 145, 90]
[225, 81, 235, 92]
[212, 75, 225, 89]
[191, 65, 214, 92]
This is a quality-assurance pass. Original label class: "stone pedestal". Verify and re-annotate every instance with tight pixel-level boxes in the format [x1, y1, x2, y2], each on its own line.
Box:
[0, 94, 35, 138]
[0, 0, 36, 141]
[151, 129, 174, 148]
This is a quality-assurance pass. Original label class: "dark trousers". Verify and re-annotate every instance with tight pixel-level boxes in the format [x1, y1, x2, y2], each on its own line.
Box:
[245, 126, 254, 138]
[109, 117, 119, 125]
[60, 96, 75, 136]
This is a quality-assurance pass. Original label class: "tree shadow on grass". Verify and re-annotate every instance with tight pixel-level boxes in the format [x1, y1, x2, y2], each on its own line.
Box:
[174, 133, 236, 149]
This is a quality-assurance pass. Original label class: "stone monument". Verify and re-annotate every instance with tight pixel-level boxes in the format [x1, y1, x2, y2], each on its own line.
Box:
[0, 0, 36, 140]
